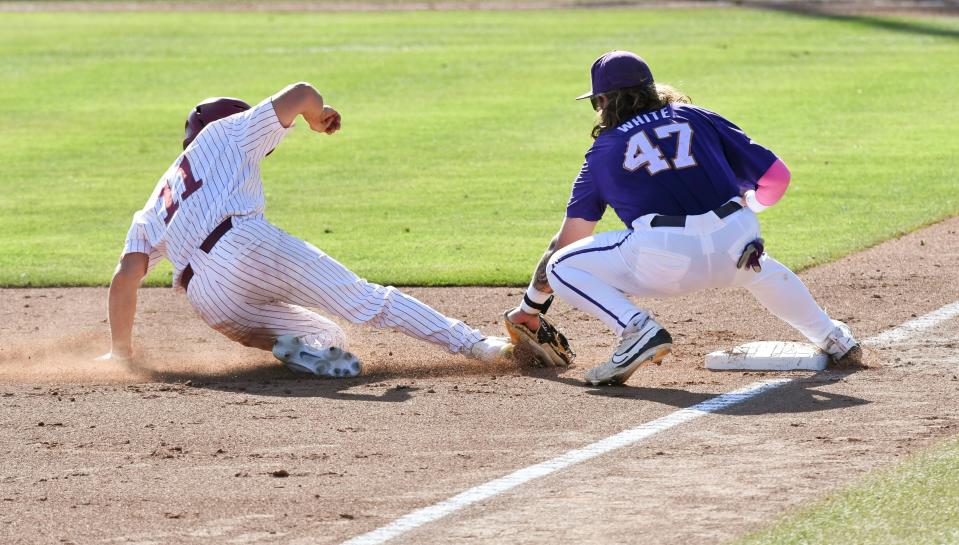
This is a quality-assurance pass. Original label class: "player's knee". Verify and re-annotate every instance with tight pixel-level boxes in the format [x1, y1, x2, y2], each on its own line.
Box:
[328, 280, 391, 325]
[744, 256, 791, 287]
[352, 278, 388, 298]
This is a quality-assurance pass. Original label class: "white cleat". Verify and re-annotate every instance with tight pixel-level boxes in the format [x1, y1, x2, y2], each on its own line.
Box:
[272, 335, 362, 378]
[469, 336, 514, 363]
[817, 320, 862, 366]
[584, 318, 672, 386]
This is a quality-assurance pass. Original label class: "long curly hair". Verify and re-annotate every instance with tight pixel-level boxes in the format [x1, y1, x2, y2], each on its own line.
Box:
[591, 83, 691, 139]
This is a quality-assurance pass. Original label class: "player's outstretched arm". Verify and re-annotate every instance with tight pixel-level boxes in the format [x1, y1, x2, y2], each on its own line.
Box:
[507, 217, 597, 328]
[500, 217, 595, 367]
[98, 253, 148, 363]
[270, 82, 341, 135]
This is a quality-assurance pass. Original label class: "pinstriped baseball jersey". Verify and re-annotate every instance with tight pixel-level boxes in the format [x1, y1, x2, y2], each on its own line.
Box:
[119, 95, 487, 357]
[122, 98, 288, 290]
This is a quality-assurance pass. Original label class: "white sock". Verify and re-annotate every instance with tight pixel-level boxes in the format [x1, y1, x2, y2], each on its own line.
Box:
[622, 314, 650, 337]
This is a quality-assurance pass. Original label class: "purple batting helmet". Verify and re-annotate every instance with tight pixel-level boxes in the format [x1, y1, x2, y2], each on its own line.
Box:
[183, 97, 251, 149]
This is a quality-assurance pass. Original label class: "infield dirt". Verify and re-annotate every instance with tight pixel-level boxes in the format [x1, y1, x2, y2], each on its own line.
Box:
[2, 217, 958, 544]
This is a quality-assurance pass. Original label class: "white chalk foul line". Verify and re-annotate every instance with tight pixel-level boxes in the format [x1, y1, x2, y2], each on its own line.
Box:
[340, 378, 791, 545]
[340, 299, 959, 545]
[864, 300, 959, 348]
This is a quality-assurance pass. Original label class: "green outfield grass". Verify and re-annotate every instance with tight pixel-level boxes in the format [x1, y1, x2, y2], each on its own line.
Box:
[735, 435, 959, 545]
[1, 8, 957, 286]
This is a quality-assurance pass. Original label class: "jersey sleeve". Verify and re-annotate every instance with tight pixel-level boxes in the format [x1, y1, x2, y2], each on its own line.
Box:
[122, 210, 164, 273]
[220, 97, 292, 160]
[565, 160, 606, 221]
[706, 111, 778, 189]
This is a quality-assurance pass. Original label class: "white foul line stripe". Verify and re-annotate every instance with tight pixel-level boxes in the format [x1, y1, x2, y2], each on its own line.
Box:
[863, 300, 959, 348]
[340, 378, 791, 545]
[339, 299, 959, 545]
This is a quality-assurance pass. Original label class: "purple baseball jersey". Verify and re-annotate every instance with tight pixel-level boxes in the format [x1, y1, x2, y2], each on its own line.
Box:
[566, 103, 778, 227]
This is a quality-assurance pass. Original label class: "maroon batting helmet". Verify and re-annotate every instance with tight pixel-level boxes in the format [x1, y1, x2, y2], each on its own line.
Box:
[183, 97, 251, 149]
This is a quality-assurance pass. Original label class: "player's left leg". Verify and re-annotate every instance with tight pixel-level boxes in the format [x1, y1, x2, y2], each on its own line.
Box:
[219, 219, 509, 362]
[546, 229, 673, 385]
[546, 230, 653, 337]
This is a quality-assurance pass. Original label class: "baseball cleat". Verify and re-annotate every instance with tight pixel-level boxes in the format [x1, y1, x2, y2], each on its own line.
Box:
[469, 336, 514, 363]
[272, 335, 362, 378]
[817, 320, 862, 367]
[584, 318, 672, 386]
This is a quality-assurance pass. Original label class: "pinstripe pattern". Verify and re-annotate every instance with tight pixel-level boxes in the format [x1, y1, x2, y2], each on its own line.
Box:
[122, 97, 284, 286]
[120, 97, 485, 356]
[185, 220, 484, 353]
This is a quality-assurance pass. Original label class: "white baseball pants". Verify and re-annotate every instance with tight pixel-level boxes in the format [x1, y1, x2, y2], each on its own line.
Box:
[547, 205, 836, 344]
[184, 218, 485, 353]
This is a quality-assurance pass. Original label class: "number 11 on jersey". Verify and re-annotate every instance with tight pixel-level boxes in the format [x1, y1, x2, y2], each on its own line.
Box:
[157, 155, 203, 225]
[623, 122, 697, 175]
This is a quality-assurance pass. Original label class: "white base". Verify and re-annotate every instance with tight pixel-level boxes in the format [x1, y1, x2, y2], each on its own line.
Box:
[705, 341, 829, 371]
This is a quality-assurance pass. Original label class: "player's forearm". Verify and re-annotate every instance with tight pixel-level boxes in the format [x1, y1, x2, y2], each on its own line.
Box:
[528, 217, 597, 293]
[530, 235, 559, 293]
[272, 82, 324, 128]
[107, 272, 140, 357]
[530, 216, 598, 291]
[517, 236, 558, 315]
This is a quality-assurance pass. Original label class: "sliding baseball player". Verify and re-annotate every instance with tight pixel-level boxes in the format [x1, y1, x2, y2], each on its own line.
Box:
[100, 82, 512, 376]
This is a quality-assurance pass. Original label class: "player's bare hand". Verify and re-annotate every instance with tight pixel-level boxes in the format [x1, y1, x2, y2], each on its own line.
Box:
[305, 106, 341, 135]
[506, 307, 541, 332]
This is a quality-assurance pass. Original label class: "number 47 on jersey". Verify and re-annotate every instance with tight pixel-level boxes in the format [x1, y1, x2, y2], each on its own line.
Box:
[623, 122, 697, 175]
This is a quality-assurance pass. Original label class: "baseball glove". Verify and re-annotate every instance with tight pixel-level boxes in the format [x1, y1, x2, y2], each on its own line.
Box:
[736, 237, 765, 272]
[503, 311, 575, 367]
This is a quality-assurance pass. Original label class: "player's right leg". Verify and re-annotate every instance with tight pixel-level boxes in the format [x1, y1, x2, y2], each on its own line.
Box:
[272, 333, 361, 378]
[185, 268, 361, 377]
[721, 210, 861, 364]
[736, 255, 860, 363]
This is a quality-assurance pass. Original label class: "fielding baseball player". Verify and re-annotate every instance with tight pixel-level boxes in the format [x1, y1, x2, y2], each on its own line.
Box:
[99, 82, 512, 377]
[504, 51, 861, 385]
